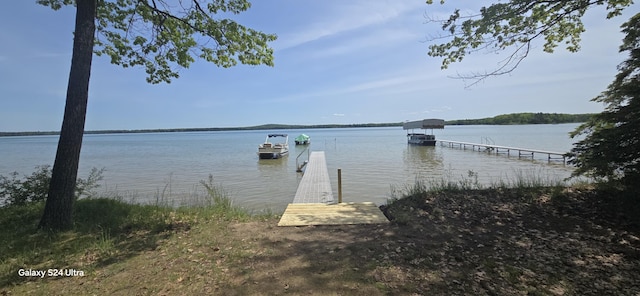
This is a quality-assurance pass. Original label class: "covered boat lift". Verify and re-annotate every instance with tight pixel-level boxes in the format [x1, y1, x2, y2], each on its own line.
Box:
[403, 119, 445, 146]
[402, 119, 445, 130]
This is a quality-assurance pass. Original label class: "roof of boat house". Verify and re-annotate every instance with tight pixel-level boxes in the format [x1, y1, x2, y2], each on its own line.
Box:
[403, 119, 445, 130]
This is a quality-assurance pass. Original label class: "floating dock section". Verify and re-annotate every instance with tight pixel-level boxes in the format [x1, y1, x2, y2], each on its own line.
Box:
[292, 151, 333, 203]
[278, 151, 389, 226]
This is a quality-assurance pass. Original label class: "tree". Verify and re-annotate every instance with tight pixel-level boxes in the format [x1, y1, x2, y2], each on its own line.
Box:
[568, 13, 640, 189]
[425, 0, 634, 86]
[424, 1, 639, 190]
[37, 0, 276, 230]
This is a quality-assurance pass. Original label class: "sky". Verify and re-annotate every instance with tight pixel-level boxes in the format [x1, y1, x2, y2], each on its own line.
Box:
[0, 1, 638, 132]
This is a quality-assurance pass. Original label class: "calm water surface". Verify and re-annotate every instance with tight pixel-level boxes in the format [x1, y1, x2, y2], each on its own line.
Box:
[0, 124, 580, 212]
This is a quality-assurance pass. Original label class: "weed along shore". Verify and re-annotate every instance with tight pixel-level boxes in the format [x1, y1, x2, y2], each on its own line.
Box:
[1, 178, 640, 295]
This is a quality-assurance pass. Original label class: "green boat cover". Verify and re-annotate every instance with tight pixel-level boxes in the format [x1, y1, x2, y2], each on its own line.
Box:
[295, 134, 310, 142]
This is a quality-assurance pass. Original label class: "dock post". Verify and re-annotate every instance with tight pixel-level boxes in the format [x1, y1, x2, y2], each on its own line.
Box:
[338, 168, 342, 203]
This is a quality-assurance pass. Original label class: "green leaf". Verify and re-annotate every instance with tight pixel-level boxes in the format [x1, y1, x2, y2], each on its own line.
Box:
[426, 0, 633, 77]
[42, 0, 276, 84]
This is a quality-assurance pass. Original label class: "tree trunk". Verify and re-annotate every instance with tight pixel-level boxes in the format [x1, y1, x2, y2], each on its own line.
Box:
[39, 0, 97, 231]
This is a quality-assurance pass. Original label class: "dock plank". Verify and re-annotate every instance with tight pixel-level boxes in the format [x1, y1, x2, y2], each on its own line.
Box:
[279, 150, 389, 226]
[438, 139, 567, 163]
[438, 140, 564, 155]
[292, 151, 333, 204]
[278, 202, 389, 226]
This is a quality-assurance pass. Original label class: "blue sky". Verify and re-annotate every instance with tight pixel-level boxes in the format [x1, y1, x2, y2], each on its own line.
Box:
[1, 1, 638, 132]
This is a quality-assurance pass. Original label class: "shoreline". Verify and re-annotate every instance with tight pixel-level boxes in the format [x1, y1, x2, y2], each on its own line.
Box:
[0, 112, 592, 137]
[0, 123, 401, 137]
[2, 185, 639, 295]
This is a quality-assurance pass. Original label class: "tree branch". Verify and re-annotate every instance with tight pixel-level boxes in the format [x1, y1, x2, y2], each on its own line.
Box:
[426, 0, 608, 86]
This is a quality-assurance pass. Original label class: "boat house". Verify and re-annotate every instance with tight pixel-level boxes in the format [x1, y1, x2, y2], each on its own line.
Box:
[403, 119, 445, 146]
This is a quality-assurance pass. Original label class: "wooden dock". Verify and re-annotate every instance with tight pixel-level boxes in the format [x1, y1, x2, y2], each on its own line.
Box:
[278, 151, 389, 226]
[278, 202, 388, 226]
[438, 140, 567, 163]
[292, 151, 333, 204]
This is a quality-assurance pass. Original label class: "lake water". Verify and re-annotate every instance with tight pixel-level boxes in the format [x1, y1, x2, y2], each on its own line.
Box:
[0, 124, 581, 212]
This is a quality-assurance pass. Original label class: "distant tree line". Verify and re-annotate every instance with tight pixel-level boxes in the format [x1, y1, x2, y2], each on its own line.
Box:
[1, 113, 596, 137]
[445, 113, 595, 125]
[0, 123, 401, 137]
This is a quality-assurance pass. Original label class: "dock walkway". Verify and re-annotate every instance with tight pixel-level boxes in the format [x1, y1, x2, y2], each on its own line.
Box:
[278, 151, 388, 226]
[292, 151, 333, 203]
[438, 139, 567, 163]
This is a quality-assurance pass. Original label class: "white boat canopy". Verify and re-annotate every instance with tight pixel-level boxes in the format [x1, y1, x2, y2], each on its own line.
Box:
[403, 119, 445, 130]
[267, 134, 288, 137]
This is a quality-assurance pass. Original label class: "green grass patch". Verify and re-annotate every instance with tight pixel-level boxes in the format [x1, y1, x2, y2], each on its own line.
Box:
[0, 176, 253, 288]
[389, 168, 567, 202]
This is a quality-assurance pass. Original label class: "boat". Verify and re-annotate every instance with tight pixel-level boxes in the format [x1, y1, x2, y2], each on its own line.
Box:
[402, 119, 445, 146]
[407, 133, 437, 146]
[257, 134, 289, 159]
[294, 134, 310, 145]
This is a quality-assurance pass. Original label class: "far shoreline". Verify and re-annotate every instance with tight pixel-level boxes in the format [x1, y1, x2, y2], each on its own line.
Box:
[0, 112, 593, 137]
[0, 122, 401, 137]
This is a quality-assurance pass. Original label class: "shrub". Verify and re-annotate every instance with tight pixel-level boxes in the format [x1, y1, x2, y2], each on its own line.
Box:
[0, 166, 104, 206]
[0, 166, 51, 206]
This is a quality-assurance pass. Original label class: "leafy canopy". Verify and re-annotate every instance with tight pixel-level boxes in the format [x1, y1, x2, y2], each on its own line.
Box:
[425, 0, 633, 81]
[425, 1, 639, 189]
[37, 0, 277, 83]
[568, 13, 640, 188]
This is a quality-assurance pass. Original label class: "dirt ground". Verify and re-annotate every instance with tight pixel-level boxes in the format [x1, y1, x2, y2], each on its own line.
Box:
[217, 187, 640, 295]
[6, 187, 640, 295]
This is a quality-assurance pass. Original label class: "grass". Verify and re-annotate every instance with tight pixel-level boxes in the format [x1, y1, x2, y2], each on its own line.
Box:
[389, 168, 567, 202]
[2, 173, 639, 295]
[384, 169, 575, 226]
[0, 176, 253, 289]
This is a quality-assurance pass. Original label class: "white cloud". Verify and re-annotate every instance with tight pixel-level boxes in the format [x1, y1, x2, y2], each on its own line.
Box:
[265, 64, 450, 105]
[307, 28, 418, 59]
[274, 1, 422, 51]
[406, 106, 453, 116]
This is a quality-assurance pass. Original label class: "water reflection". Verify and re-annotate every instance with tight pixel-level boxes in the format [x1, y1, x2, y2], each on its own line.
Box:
[257, 156, 289, 170]
[0, 126, 580, 211]
[403, 145, 444, 176]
